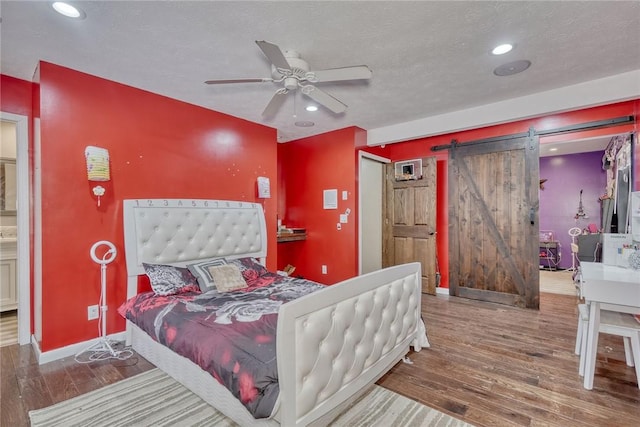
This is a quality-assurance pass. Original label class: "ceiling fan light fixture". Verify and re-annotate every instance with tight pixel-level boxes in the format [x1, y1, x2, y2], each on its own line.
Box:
[492, 43, 513, 55]
[207, 40, 371, 118]
[52, 2, 85, 19]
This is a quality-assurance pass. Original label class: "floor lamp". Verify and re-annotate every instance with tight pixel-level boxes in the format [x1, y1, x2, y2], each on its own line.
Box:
[568, 227, 582, 272]
[76, 240, 118, 360]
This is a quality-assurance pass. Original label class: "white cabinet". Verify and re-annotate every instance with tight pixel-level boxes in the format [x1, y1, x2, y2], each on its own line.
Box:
[0, 240, 17, 312]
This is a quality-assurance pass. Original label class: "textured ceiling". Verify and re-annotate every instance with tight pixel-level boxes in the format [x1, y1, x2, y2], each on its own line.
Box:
[1, 1, 639, 143]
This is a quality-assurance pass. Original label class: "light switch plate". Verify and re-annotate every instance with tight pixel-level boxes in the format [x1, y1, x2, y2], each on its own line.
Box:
[342, 191, 348, 200]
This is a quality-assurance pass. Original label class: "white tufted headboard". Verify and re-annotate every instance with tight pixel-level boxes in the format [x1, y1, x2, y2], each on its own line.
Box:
[123, 199, 267, 299]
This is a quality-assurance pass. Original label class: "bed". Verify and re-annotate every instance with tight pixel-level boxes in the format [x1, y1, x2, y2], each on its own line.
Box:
[121, 198, 429, 426]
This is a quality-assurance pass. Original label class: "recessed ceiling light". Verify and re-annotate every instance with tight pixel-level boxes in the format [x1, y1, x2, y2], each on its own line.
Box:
[493, 60, 531, 76]
[305, 105, 318, 112]
[492, 44, 513, 55]
[294, 121, 314, 127]
[52, 2, 86, 19]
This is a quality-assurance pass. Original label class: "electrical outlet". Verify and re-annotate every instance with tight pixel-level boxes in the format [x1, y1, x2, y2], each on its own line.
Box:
[321, 265, 327, 274]
[88, 305, 99, 320]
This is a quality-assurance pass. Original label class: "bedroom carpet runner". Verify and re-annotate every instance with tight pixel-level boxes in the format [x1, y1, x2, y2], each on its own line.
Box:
[29, 368, 473, 427]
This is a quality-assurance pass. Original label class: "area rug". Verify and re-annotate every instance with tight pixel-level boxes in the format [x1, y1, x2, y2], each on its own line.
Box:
[29, 368, 472, 427]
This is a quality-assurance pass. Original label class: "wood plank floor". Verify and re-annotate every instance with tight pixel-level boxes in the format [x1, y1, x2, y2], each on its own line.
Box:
[1, 342, 155, 426]
[380, 292, 640, 427]
[1, 292, 639, 426]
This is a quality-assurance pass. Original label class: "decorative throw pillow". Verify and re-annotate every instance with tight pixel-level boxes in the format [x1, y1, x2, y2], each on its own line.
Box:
[187, 258, 228, 292]
[142, 263, 200, 296]
[208, 264, 248, 293]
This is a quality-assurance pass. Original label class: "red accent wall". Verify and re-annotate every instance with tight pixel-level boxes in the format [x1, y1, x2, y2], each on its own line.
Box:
[1, 74, 36, 331]
[362, 100, 639, 288]
[36, 62, 277, 351]
[277, 128, 359, 284]
[5, 65, 639, 351]
[1, 75, 33, 117]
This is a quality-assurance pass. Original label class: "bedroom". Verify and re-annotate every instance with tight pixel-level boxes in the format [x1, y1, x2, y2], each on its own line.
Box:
[1, 1, 640, 426]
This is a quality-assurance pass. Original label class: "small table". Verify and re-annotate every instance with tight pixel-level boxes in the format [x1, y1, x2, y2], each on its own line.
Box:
[580, 262, 640, 389]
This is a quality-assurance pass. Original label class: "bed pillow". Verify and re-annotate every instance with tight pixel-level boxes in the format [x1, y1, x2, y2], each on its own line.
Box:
[208, 264, 248, 293]
[227, 257, 269, 281]
[142, 263, 200, 296]
[187, 258, 228, 292]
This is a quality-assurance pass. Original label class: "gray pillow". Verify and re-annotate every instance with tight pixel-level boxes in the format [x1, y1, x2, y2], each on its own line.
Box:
[187, 258, 228, 292]
[142, 263, 200, 296]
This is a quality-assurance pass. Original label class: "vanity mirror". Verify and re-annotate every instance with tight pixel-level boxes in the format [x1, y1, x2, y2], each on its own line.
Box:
[0, 158, 17, 215]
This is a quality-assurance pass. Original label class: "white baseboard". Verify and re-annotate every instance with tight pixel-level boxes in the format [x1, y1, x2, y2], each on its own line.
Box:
[436, 287, 450, 295]
[33, 332, 127, 365]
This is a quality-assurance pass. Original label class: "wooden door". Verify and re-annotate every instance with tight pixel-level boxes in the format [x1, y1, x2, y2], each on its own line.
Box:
[448, 132, 539, 309]
[383, 157, 437, 294]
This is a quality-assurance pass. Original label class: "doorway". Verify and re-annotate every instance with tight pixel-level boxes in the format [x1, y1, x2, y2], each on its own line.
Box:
[0, 112, 30, 346]
[538, 132, 633, 284]
[383, 156, 438, 295]
[358, 151, 389, 274]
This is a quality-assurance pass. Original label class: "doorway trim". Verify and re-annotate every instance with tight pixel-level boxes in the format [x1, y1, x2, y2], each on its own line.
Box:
[358, 150, 390, 275]
[1, 111, 30, 345]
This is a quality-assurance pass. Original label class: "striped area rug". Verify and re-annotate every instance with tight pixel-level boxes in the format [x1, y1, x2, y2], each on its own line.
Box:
[30, 368, 472, 427]
[0, 311, 18, 347]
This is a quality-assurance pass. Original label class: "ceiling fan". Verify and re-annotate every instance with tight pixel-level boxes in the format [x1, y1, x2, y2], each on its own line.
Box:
[205, 40, 372, 118]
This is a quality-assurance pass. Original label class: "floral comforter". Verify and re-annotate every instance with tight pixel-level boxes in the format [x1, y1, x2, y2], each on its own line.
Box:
[118, 272, 324, 418]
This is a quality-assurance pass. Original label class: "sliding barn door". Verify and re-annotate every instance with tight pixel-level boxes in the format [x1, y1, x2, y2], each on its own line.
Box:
[449, 132, 539, 309]
[383, 157, 437, 295]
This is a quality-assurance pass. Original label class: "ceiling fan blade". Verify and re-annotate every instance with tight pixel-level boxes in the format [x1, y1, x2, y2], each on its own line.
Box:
[300, 85, 347, 114]
[205, 78, 273, 85]
[262, 88, 289, 117]
[307, 65, 372, 83]
[255, 40, 291, 72]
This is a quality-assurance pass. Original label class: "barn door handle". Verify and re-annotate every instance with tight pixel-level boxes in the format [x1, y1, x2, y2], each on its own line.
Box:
[529, 208, 535, 225]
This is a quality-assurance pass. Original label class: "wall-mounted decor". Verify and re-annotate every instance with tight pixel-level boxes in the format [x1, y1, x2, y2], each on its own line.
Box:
[257, 176, 271, 199]
[394, 158, 422, 181]
[85, 146, 111, 207]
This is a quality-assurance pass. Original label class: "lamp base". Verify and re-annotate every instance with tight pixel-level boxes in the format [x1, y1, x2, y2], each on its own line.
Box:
[84, 337, 118, 356]
[74, 337, 132, 363]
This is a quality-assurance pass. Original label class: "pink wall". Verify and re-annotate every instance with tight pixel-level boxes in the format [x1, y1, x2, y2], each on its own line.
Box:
[277, 128, 359, 284]
[36, 62, 278, 351]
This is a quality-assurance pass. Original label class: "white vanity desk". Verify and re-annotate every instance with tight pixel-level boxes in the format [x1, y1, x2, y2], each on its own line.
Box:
[580, 262, 640, 390]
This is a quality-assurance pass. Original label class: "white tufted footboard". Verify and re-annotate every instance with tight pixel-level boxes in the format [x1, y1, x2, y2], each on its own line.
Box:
[276, 262, 427, 426]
